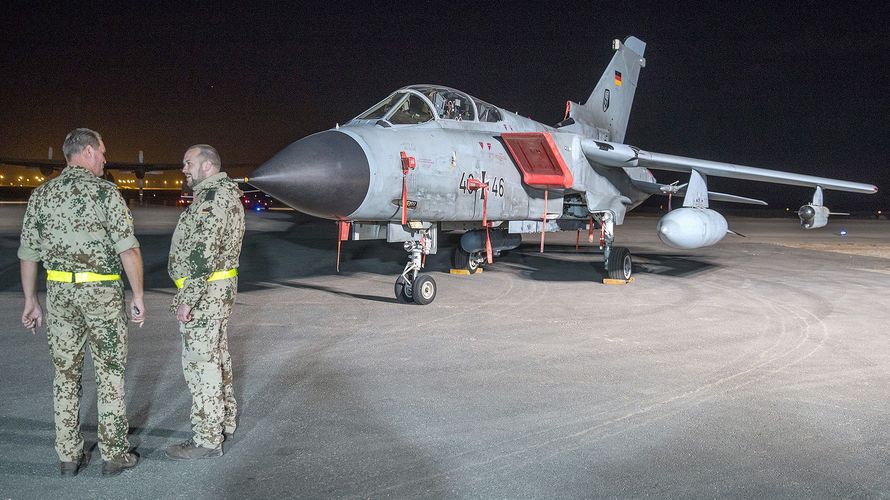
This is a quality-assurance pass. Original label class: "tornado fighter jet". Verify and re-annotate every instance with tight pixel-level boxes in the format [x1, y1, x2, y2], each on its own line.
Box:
[250, 36, 877, 305]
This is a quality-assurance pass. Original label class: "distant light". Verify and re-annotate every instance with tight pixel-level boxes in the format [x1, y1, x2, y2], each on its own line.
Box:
[839, 229, 848, 236]
[255, 206, 262, 212]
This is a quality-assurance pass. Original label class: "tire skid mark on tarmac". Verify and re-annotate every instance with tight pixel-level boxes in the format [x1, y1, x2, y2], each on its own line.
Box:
[361, 271, 834, 496]
[239, 250, 831, 496]
[465, 276, 833, 484]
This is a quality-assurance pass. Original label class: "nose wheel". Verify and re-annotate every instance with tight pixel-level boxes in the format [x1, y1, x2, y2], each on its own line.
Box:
[394, 235, 437, 305]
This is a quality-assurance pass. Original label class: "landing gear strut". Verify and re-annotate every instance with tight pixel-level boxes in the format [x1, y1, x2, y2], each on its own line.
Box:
[394, 233, 437, 305]
[596, 211, 633, 281]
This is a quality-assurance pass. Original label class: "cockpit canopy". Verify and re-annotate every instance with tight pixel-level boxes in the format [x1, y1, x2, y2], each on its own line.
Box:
[355, 85, 502, 124]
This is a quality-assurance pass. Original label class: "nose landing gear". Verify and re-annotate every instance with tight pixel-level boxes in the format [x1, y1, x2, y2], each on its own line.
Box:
[394, 236, 437, 305]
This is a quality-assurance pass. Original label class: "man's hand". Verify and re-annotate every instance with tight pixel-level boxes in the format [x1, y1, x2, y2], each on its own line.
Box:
[176, 303, 193, 323]
[22, 300, 43, 335]
[20, 260, 42, 335]
[130, 296, 146, 327]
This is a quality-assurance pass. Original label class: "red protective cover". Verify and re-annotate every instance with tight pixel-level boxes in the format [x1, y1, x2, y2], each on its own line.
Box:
[501, 132, 573, 189]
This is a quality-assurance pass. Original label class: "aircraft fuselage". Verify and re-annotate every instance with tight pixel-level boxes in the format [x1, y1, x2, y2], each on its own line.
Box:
[253, 114, 653, 225]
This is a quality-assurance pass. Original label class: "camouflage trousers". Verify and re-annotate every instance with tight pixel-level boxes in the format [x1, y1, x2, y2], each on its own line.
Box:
[45, 281, 130, 461]
[179, 316, 236, 449]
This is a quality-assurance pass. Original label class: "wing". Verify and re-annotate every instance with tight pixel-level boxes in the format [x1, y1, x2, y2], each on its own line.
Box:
[106, 161, 181, 172]
[580, 139, 878, 194]
[0, 157, 182, 173]
[0, 158, 65, 169]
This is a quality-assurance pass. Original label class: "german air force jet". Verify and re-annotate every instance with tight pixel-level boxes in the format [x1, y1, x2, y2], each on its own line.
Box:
[249, 36, 877, 305]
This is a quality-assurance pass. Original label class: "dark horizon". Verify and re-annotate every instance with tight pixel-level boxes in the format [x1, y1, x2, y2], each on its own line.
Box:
[2, 2, 887, 210]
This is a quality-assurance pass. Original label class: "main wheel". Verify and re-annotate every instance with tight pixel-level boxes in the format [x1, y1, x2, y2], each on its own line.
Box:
[394, 275, 414, 303]
[412, 274, 437, 305]
[451, 246, 481, 274]
[606, 247, 633, 281]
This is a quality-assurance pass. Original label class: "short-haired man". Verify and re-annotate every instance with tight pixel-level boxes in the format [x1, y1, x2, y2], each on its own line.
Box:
[166, 144, 245, 459]
[19, 128, 145, 476]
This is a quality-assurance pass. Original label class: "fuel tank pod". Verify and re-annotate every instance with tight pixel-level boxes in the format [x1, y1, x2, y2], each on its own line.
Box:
[656, 208, 728, 249]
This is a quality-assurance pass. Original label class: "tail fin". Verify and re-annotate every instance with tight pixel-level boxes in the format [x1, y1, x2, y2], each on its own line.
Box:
[562, 36, 646, 144]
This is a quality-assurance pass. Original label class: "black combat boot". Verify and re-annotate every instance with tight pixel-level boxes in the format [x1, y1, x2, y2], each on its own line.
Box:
[165, 438, 223, 460]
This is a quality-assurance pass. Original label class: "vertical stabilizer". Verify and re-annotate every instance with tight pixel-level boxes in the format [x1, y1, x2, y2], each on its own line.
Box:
[564, 36, 646, 144]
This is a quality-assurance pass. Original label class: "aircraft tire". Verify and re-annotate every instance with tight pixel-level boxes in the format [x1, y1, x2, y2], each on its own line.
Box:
[607, 247, 633, 281]
[412, 274, 437, 305]
[451, 246, 480, 274]
[394, 275, 414, 303]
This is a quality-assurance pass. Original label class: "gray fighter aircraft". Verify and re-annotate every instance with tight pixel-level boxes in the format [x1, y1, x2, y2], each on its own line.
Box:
[249, 36, 877, 305]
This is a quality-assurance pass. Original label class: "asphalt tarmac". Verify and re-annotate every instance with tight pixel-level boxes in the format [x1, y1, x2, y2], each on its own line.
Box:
[1, 206, 889, 498]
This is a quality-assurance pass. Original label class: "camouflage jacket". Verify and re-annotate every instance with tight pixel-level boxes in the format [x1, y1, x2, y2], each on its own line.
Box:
[18, 165, 139, 273]
[168, 172, 245, 318]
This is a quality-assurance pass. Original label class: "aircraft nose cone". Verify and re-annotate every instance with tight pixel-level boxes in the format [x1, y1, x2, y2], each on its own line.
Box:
[250, 130, 370, 219]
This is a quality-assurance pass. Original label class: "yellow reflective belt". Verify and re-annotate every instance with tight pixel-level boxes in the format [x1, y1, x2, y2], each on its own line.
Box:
[46, 270, 121, 283]
[174, 268, 238, 289]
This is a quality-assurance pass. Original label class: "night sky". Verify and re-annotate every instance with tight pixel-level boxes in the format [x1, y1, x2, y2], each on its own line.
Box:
[2, 1, 888, 209]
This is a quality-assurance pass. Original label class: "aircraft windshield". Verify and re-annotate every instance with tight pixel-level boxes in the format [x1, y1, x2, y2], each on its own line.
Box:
[357, 91, 434, 125]
[357, 93, 406, 120]
[388, 94, 434, 124]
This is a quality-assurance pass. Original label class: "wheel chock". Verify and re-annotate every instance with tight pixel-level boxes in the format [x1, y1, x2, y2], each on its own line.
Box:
[449, 268, 483, 275]
[602, 277, 634, 285]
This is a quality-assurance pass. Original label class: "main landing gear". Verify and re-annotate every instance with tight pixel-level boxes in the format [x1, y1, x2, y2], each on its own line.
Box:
[394, 237, 437, 305]
[605, 246, 633, 280]
[451, 246, 485, 274]
[597, 211, 633, 281]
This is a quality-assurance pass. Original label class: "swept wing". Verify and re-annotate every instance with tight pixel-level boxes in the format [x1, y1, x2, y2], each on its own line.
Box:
[580, 138, 877, 194]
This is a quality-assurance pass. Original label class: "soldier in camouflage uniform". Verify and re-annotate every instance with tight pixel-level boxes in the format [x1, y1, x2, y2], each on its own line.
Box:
[19, 128, 145, 477]
[165, 144, 245, 460]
